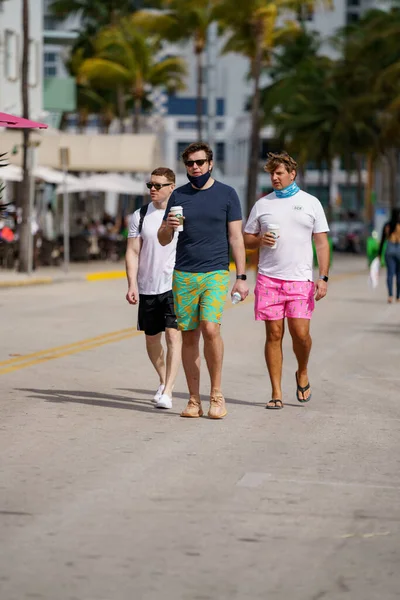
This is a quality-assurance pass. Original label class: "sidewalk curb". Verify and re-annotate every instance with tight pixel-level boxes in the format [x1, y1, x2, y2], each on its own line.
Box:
[0, 277, 54, 288]
[86, 271, 126, 282]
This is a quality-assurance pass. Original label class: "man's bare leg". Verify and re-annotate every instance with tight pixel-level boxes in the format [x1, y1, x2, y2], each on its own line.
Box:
[180, 328, 203, 417]
[200, 321, 223, 393]
[265, 319, 285, 403]
[181, 329, 201, 397]
[287, 318, 312, 400]
[201, 320, 226, 418]
[145, 333, 166, 385]
[163, 328, 182, 397]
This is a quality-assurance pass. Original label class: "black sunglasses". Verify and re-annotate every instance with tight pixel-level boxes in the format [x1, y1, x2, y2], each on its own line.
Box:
[184, 159, 208, 167]
[146, 182, 171, 190]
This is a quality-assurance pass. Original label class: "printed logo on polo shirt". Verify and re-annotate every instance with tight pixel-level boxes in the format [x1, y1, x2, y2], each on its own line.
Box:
[293, 205, 303, 211]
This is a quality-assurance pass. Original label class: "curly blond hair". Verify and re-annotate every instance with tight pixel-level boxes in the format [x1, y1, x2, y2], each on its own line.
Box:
[264, 151, 298, 176]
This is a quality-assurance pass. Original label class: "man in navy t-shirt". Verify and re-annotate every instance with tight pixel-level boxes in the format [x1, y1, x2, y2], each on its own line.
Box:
[158, 142, 249, 419]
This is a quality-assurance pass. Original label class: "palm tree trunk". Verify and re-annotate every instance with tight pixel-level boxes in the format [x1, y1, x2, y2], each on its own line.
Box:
[117, 85, 126, 133]
[245, 39, 263, 215]
[196, 49, 203, 141]
[18, 0, 31, 273]
[355, 154, 363, 217]
[132, 97, 141, 134]
[387, 149, 397, 209]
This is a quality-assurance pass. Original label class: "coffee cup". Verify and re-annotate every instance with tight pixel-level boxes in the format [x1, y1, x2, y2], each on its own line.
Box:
[267, 224, 280, 249]
[169, 206, 184, 232]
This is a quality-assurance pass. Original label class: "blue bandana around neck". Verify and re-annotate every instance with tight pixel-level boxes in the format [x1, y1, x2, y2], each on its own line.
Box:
[275, 181, 300, 198]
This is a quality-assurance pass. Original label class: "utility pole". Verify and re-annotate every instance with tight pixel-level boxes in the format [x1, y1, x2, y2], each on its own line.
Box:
[206, 21, 218, 153]
[18, 0, 32, 273]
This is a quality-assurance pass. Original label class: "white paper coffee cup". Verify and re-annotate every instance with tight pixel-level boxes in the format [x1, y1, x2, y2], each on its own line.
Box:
[169, 206, 184, 232]
[268, 223, 280, 249]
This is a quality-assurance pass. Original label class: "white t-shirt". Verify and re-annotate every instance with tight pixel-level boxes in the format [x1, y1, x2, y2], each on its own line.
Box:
[128, 202, 177, 295]
[245, 190, 329, 281]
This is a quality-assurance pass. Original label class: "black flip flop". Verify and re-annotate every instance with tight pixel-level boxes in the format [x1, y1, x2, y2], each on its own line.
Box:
[266, 399, 284, 410]
[295, 372, 312, 403]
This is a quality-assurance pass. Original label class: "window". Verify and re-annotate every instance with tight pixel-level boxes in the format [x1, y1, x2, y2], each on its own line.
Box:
[44, 15, 64, 30]
[177, 142, 191, 161]
[167, 96, 225, 116]
[5, 30, 19, 81]
[177, 121, 197, 130]
[44, 51, 58, 78]
[347, 0, 360, 6]
[347, 12, 360, 24]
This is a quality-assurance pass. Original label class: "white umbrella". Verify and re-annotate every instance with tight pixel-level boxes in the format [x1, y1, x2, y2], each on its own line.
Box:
[33, 166, 79, 185]
[56, 173, 145, 195]
[0, 164, 79, 185]
[0, 165, 22, 181]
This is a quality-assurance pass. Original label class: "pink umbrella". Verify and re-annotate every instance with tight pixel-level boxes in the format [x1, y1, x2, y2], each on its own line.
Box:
[0, 111, 48, 129]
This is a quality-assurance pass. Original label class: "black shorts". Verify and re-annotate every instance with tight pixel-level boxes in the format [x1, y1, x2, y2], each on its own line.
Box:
[138, 290, 178, 336]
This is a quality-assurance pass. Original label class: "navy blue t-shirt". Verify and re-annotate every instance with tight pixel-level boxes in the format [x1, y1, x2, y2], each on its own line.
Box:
[163, 180, 242, 273]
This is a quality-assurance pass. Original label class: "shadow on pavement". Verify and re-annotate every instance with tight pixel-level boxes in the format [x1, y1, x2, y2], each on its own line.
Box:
[16, 388, 180, 416]
[120, 388, 304, 409]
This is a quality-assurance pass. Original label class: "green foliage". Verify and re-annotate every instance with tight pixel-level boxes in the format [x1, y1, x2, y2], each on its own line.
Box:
[262, 7, 400, 172]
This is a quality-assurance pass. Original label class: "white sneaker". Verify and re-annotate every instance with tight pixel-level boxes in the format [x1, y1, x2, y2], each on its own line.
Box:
[156, 393, 172, 409]
[153, 384, 165, 403]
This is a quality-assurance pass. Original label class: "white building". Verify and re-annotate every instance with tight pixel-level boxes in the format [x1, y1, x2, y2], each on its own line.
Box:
[40, 0, 387, 214]
[0, 0, 43, 119]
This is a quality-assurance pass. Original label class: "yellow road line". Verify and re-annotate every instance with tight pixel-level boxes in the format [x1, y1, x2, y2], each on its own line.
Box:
[0, 269, 362, 376]
[0, 331, 142, 376]
[0, 327, 139, 368]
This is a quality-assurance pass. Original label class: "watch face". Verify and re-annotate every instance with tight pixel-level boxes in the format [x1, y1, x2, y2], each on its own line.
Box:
[237, 275, 247, 280]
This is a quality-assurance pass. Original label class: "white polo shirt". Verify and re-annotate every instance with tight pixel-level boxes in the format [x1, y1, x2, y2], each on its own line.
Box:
[245, 190, 329, 281]
[128, 203, 177, 295]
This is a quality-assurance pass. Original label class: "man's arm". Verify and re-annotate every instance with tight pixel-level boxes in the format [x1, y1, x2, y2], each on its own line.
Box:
[157, 219, 176, 246]
[228, 220, 249, 300]
[313, 231, 330, 301]
[243, 232, 261, 249]
[125, 236, 141, 304]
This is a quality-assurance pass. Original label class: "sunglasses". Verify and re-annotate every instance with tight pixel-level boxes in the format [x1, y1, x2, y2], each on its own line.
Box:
[184, 159, 208, 167]
[146, 182, 171, 190]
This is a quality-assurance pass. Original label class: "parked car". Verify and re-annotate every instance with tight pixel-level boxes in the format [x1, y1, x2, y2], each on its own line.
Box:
[330, 221, 368, 254]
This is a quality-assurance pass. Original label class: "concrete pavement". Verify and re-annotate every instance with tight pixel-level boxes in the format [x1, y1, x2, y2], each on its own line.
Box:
[0, 255, 399, 600]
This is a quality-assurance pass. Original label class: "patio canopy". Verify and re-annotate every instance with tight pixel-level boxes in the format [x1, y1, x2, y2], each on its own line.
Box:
[0, 112, 48, 129]
[0, 164, 79, 185]
[56, 173, 146, 195]
[1, 130, 161, 173]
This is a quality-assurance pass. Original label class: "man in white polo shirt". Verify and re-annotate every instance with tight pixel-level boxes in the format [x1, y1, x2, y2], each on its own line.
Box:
[125, 167, 181, 409]
[244, 152, 330, 410]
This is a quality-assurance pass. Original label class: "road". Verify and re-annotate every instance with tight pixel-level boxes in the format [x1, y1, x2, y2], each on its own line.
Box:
[0, 255, 399, 600]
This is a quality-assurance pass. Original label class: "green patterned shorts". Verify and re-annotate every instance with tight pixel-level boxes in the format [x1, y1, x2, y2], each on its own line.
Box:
[172, 270, 230, 331]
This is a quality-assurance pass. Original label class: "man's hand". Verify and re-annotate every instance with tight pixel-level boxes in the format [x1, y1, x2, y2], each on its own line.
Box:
[166, 212, 182, 231]
[126, 285, 139, 305]
[231, 279, 249, 301]
[260, 232, 278, 248]
[315, 279, 328, 301]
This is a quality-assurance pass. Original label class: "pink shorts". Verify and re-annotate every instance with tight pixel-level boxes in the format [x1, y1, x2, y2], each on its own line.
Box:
[255, 274, 315, 321]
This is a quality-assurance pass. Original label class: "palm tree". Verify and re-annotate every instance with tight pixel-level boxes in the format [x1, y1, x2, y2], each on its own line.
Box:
[214, 0, 302, 214]
[334, 8, 400, 208]
[78, 17, 186, 132]
[133, 0, 216, 141]
[48, 0, 162, 26]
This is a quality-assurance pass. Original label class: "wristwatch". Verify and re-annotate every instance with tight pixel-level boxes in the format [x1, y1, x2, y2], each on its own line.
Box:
[236, 274, 247, 280]
[319, 275, 329, 282]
